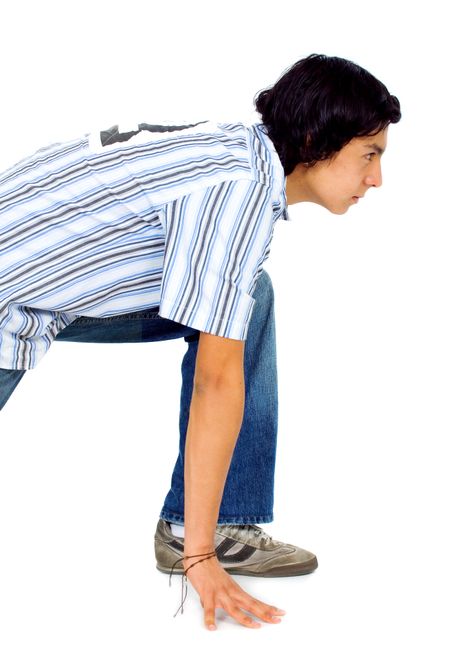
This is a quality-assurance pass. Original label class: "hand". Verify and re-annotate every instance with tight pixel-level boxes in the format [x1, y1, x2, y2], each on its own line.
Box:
[183, 554, 286, 630]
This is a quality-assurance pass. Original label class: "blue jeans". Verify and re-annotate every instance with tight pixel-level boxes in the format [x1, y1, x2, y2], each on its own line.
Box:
[0, 270, 278, 524]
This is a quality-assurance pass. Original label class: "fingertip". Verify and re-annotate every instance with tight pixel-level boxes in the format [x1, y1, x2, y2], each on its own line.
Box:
[207, 623, 217, 631]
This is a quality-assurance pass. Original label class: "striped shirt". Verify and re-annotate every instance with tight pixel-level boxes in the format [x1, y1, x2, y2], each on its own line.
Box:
[0, 120, 288, 370]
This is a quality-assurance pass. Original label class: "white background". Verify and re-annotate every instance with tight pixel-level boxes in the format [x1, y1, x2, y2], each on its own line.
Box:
[1, 0, 449, 661]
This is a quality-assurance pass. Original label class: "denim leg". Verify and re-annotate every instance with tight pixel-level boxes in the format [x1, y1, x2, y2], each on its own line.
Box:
[2, 273, 278, 526]
[0, 368, 26, 410]
[160, 269, 278, 525]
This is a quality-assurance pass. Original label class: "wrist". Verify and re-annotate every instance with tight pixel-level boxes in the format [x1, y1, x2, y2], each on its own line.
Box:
[183, 543, 216, 557]
[182, 550, 217, 572]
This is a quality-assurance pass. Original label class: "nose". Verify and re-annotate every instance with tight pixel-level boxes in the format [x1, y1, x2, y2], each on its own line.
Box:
[365, 161, 382, 188]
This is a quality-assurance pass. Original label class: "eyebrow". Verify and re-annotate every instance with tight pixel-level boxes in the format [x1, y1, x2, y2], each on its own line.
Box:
[364, 142, 385, 155]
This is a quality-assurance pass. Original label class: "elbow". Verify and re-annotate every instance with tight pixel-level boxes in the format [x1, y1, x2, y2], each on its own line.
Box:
[193, 367, 244, 395]
[193, 332, 245, 394]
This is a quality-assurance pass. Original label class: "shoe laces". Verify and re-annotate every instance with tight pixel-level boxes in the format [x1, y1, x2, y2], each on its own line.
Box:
[219, 523, 273, 545]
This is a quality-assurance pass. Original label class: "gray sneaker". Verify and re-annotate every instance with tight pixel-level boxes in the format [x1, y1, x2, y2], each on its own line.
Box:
[154, 519, 318, 577]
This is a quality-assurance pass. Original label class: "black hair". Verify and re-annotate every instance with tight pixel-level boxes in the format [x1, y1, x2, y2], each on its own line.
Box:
[254, 54, 401, 175]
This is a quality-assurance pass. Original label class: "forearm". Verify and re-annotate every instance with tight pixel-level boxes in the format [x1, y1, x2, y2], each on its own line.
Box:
[184, 375, 245, 555]
[177, 335, 284, 630]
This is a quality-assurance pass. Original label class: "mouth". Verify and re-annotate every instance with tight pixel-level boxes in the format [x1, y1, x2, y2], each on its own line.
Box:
[351, 196, 360, 203]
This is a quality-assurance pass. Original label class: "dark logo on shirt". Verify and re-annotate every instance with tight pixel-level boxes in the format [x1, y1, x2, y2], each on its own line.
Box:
[100, 121, 208, 147]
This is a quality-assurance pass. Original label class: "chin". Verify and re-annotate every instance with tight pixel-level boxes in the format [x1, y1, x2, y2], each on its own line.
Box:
[315, 200, 350, 215]
[315, 198, 350, 215]
[327, 204, 349, 215]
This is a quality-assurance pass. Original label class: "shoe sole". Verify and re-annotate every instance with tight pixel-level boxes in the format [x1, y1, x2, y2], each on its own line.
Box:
[156, 557, 318, 578]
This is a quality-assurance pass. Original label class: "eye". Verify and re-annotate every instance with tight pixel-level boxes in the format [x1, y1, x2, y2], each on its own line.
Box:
[364, 152, 376, 162]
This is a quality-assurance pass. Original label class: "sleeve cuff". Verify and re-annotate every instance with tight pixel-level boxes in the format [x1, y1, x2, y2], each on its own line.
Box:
[159, 289, 255, 340]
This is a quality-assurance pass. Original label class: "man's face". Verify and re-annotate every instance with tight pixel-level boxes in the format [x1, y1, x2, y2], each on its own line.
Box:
[285, 127, 388, 214]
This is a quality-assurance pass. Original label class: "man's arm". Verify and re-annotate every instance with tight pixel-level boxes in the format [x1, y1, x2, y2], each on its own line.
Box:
[183, 331, 285, 630]
[184, 331, 245, 553]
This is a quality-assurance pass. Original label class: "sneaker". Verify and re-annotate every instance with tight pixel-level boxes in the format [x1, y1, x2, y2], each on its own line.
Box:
[154, 519, 318, 577]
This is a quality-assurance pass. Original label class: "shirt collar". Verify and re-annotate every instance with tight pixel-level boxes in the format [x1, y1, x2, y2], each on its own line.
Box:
[252, 123, 290, 221]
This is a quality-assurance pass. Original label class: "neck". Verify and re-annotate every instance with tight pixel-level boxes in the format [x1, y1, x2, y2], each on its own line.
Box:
[285, 165, 311, 205]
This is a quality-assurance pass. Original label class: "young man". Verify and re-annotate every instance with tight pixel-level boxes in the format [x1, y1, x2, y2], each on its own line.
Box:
[0, 54, 400, 630]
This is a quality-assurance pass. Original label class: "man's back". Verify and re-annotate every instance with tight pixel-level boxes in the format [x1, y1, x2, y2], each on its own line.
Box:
[0, 121, 287, 370]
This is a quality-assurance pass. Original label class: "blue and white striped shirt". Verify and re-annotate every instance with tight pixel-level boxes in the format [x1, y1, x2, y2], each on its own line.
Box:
[0, 120, 288, 370]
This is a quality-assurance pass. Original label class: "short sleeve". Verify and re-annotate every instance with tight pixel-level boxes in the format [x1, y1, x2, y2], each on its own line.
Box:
[158, 179, 276, 340]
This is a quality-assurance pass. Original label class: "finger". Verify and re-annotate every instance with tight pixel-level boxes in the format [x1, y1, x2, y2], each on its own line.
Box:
[236, 587, 285, 614]
[221, 599, 261, 629]
[258, 604, 285, 623]
[233, 595, 286, 624]
[222, 578, 286, 624]
[258, 603, 286, 622]
[227, 580, 285, 616]
[203, 603, 217, 631]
